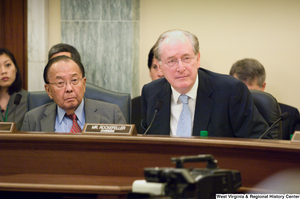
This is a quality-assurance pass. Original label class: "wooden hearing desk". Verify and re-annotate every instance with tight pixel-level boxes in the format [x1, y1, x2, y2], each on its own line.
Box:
[0, 132, 300, 198]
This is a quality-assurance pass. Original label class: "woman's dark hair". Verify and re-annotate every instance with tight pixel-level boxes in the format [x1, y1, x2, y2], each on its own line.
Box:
[43, 55, 85, 84]
[0, 48, 23, 94]
[147, 46, 155, 69]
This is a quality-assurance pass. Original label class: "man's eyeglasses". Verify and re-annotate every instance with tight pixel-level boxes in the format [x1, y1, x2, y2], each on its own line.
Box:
[161, 56, 195, 67]
[48, 77, 82, 88]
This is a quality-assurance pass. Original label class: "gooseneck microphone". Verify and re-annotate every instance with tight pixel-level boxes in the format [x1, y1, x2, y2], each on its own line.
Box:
[143, 99, 163, 135]
[12, 94, 22, 122]
[259, 112, 290, 139]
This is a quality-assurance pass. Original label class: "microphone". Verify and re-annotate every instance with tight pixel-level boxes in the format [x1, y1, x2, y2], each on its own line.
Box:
[14, 94, 22, 106]
[12, 94, 22, 122]
[259, 112, 290, 139]
[143, 99, 163, 135]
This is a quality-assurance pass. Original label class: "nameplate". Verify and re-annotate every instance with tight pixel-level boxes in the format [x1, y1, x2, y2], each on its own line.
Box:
[82, 123, 137, 135]
[291, 131, 300, 142]
[0, 122, 17, 133]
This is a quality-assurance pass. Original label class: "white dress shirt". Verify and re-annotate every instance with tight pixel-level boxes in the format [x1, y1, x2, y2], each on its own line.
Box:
[170, 74, 199, 136]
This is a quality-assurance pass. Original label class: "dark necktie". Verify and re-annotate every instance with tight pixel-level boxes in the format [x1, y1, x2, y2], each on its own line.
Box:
[66, 113, 81, 133]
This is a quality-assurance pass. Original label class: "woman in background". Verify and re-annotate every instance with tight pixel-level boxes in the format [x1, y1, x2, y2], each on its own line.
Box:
[131, 46, 164, 134]
[0, 48, 28, 130]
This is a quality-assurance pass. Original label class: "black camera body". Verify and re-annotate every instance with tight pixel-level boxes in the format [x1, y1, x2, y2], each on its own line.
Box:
[131, 154, 241, 199]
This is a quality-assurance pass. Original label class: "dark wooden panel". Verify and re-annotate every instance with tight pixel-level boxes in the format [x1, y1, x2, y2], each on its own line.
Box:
[0, 0, 27, 90]
[0, 133, 300, 197]
[0, 0, 4, 45]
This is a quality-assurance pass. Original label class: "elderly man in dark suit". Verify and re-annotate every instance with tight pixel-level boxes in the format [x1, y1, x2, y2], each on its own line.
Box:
[141, 29, 269, 138]
[22, 56, 125, 132]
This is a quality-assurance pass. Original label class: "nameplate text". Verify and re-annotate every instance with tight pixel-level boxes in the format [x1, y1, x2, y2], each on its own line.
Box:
[83, 123, 137, 135]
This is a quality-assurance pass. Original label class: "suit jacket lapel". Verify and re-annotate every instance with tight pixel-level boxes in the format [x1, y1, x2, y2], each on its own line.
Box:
[7, 92, 16, 117]
[192, 69, 213, 136]
[154, 81, 172, 135]
[85, 98, 101, 123]
[40, 99, 100, 132]
[41, 103, 56, 132]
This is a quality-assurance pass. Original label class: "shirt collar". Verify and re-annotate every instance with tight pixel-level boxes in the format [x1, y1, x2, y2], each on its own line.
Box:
[171, 73, 199, 103]
[57, 98, 85, 124]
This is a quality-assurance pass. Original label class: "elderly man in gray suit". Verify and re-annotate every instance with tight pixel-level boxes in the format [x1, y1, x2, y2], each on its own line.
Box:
[21, 56, 126, 132]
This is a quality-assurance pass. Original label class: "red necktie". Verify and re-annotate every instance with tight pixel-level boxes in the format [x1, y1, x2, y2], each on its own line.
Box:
[66, 113, 81, 133]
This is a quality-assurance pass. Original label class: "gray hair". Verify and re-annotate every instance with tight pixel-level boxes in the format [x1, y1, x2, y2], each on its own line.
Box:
[153, 29, 200, 61]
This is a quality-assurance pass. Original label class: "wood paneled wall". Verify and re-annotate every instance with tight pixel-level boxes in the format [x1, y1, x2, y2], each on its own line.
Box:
[0, 0, 27, 90]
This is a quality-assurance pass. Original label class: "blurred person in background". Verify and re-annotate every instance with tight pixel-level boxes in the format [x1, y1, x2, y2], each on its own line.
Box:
[48, 43, 81, 62]
[0, 48, 28, 130]
[230, 58, 300, 140]
[132, 46, 164, 134]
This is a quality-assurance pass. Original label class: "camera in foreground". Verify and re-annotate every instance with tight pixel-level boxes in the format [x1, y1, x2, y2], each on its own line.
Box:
[129, 154, 241, 199]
